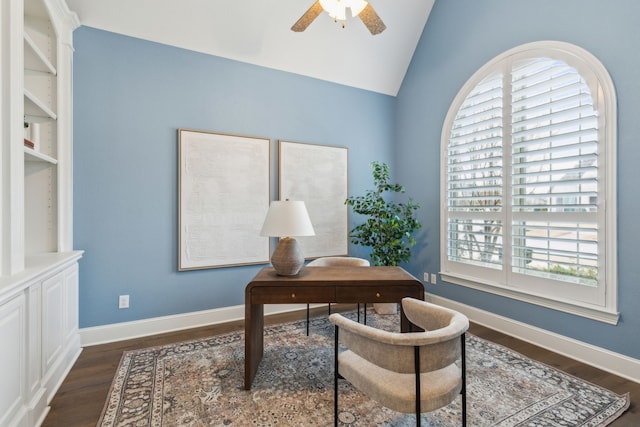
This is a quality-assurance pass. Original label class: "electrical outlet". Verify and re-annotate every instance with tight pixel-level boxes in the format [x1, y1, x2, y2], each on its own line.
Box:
[430, 273, 437, 285]
[423, 272, 429, 282]
[119, 294, 130, 309]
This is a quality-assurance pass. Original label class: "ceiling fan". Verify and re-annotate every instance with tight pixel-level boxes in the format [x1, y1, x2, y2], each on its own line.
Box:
[291, 0, 386, 35]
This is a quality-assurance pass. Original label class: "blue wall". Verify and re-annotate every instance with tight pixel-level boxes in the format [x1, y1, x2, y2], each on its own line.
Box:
[75, 0, 640, 360]
[73, 27, 394, 328]
[395, 0, 640, 359]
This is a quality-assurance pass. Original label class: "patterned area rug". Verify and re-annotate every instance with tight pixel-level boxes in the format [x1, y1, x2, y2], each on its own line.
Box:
[98, 311, 629, 426]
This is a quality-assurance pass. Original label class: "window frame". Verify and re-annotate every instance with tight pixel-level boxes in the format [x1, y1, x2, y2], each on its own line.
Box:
[440, 41, 618, 324]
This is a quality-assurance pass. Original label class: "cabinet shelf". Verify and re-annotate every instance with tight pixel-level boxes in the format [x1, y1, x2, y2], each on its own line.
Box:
[24, 146, 57, 164]
[24, 88, 57, 120]
[24, 31, 56, 75]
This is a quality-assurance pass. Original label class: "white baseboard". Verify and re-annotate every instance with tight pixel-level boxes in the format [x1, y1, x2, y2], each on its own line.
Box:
[80, 297, 640, 385]
[80, 303, 314, 347]
[425, 293, 640, 384]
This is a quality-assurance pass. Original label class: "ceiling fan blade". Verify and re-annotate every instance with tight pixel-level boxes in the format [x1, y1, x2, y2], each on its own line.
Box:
[291, 1, 324, 32]
[359, 3, 386, 35]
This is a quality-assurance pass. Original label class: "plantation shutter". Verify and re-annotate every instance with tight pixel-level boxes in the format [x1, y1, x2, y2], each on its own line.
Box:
[446, 72, 504, 270]
[446, 57, 600, 286]
[442, 41, 616, 319]
[510, 57, 599, 286]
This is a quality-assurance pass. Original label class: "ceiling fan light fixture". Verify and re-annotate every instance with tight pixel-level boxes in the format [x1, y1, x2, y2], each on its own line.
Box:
[319, 0, 344, 20]
[349, 0, 368, 17]
[291, 0, 385, 35]
[319, 0, 368, 21]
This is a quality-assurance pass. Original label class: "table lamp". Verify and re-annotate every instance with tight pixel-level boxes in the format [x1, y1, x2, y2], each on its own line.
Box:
[260, 200, 315, 276]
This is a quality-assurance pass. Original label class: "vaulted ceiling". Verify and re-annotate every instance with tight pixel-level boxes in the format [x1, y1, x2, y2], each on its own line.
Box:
[64, 0, 435, 96]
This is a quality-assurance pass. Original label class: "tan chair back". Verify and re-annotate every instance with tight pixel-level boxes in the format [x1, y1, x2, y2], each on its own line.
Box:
[333, 298, 468, 374]
[307, 257, 370, 267]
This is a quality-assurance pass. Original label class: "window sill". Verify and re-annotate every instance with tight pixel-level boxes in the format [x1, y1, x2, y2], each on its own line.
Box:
[440, 272, 620, 325]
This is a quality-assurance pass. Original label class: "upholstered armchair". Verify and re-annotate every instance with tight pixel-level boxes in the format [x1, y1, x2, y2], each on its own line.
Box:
[330, 297, 469, 426]
[305, 257, 370, 335]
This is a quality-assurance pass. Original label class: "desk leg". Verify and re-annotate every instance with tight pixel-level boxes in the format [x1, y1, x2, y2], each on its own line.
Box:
[244, 301, 264, 390]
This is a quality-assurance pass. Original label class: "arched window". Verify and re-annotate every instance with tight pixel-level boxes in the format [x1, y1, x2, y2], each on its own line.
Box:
[440, 41, 617, 323]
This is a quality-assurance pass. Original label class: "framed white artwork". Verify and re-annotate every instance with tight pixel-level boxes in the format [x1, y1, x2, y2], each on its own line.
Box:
[279, 140, 348, 258]
[178, 129, 270, 270]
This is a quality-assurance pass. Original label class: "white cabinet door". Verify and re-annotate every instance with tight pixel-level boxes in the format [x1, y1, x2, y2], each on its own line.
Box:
[0, 294, 27, 427]
[64, 263, 79, 344]
[42, 271, 65, 376]
[26, 283, 43, 401]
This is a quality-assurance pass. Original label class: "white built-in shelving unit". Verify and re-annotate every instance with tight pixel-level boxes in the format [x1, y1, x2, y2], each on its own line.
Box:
[1, 0, 82, 425]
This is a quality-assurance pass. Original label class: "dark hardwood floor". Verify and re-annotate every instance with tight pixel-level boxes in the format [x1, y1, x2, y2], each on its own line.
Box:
[43, 306, 639, 426]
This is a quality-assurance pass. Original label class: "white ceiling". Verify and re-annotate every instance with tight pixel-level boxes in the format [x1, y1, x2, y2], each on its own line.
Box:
[64, 0, 435, 96]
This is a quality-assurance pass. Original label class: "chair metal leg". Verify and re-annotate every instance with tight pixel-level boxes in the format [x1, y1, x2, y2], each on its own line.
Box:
[357, 304, 361, 323]
[334, 325, 339, 427]
[306, 304, 310, 336]
[414, 345, 421, 427]
[461, 333, 467, 426]
[363, 304, 367, 325]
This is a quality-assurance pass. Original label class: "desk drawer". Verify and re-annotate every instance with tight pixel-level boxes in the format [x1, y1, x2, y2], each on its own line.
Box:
[251, 286, 335, 304]
[336, 286, 420, 303]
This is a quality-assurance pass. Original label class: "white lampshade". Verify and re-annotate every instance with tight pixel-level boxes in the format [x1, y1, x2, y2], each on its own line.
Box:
[260, 200, 315, 238]
[260, 200, 315, 276]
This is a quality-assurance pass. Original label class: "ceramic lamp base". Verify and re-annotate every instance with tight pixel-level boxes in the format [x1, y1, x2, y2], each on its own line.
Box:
[271, 237, 304, 276]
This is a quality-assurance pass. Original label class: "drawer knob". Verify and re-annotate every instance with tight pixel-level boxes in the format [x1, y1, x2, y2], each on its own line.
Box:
[291, 293, 296, 299]
[376, 292, 381, 298]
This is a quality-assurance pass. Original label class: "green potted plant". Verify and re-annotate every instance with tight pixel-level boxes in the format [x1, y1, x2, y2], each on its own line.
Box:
[345, 161, 421, 313]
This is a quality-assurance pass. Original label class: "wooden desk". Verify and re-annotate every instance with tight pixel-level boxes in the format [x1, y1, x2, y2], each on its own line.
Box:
[244, 266, 424, 389]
